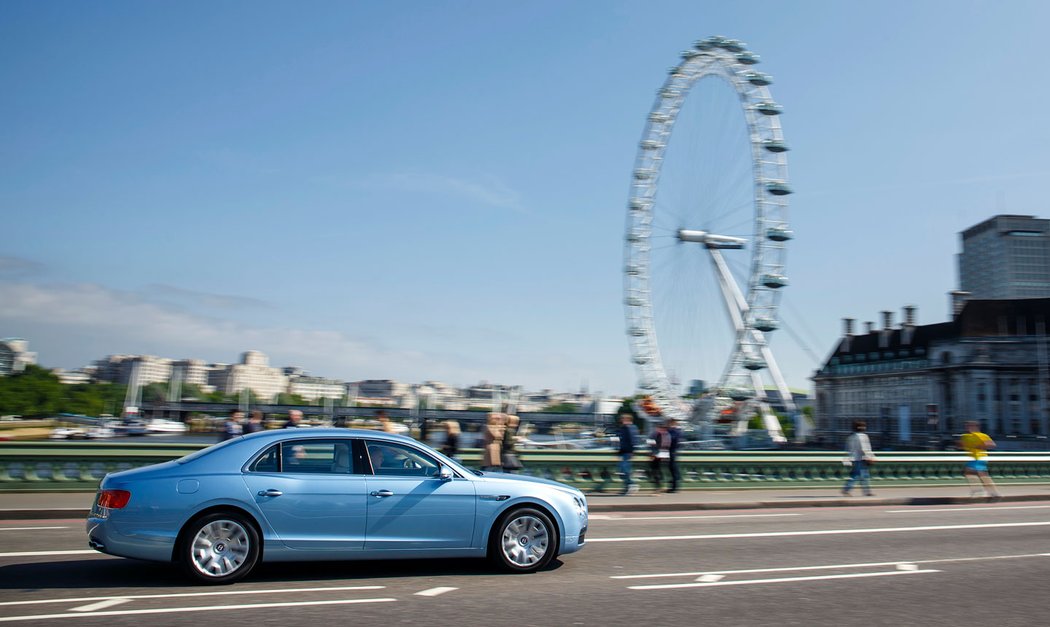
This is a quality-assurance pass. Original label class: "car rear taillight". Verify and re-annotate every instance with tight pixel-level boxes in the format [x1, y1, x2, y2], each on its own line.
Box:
[97, 489, 131, 509]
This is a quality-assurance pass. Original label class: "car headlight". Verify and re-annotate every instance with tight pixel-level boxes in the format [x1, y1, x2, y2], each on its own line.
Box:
[573, 494, 587, 518]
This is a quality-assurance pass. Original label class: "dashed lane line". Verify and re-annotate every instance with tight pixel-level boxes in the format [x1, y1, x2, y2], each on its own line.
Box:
[0, 586, 387, 608]
[415, 587, 458, 597]
[611, 551, 1050, 580]
[627, 569, 941, 590]
[69, 599, 130, 613]
[0, 598, 396, 623]
[0, 527, 69, 531]
[0, 550, 96, 558]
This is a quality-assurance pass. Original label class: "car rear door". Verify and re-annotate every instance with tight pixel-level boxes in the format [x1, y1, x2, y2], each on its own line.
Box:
[242, 438, 368, 550]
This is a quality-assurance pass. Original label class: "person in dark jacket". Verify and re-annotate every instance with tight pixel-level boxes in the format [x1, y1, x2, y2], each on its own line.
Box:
[650, 418, 682, 492]
[442, 420, 460, 460]
[616, 413, 640, 494]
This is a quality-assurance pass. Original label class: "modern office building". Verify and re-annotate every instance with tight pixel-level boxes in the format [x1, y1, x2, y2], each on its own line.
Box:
[0, 338, 37, 376]
[813, 300, 1050, 445]
[958, 215, 1050, 299]
[217, 351, 288, 402]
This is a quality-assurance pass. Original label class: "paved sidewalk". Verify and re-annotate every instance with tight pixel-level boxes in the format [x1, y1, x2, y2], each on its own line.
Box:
[2, 484, 1050, 519]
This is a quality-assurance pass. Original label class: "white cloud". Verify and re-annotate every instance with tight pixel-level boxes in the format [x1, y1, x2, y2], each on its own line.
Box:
[0, 280, 617, 390]
[0, 255, 46, 278]
[343, 171, 527, 213]
[0, 281, 425, 378]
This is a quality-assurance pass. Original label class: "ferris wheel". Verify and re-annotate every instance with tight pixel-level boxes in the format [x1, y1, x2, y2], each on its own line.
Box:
[623, 36, 796, 428]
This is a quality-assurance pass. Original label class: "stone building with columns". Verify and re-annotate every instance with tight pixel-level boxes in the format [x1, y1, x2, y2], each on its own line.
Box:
[813, 299, 1050, 447]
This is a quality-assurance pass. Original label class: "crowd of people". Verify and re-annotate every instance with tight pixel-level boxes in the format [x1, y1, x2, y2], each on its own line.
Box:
[220, 407, 1003, 499]
[615, 412, 682, 495]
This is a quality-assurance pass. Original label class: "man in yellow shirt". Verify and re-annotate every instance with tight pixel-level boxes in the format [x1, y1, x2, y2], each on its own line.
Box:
[959, 420, 1000, 499]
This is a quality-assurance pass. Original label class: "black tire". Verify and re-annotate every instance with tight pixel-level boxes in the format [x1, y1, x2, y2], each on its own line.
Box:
[489, 507, 557, 573]
[179, 511, 260, 585]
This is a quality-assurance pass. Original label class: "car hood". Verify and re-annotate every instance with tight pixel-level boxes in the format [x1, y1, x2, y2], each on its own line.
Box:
[478, 471, 582, 495]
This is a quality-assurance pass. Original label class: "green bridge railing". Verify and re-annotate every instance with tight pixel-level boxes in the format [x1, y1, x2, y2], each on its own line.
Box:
[2, 441, 1050, 492]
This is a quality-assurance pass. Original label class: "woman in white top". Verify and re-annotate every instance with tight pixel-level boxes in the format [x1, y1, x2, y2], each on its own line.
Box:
[842, 420, 877, 496]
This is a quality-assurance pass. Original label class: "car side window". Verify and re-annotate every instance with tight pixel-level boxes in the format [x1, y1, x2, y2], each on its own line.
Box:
[277, 440, 355, 475]
[365, 440, 440, 477]
[248, 444, 279, 472]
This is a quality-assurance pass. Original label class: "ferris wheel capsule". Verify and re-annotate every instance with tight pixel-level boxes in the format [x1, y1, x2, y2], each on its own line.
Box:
[743, 71, 772, 86]
[755, 101, 782, 115]
[766, 224, 793, 242]
[743, 355, 767, 371]
[754, 317, 779, 332]
[727, 387, 755, 401]
[762, 139, 789, 153]
[761, 273, 789, 289]
[765, 180, 793, 196]
[736, 52, 761, 65]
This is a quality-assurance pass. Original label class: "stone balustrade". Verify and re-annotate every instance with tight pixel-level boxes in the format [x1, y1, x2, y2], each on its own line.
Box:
[1, 442, 1049, 492]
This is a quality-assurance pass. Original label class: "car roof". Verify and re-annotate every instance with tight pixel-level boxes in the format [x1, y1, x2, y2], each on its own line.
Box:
[239, 428, 418, 445]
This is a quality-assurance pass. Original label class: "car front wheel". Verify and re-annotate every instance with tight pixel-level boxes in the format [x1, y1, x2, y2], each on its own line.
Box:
[490, 507, 556, 573]
[180, 512, 260, 584]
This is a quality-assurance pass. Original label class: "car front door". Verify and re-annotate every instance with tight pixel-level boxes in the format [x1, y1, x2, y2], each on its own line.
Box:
[242, 438, 368, 550]
[362, 439, 477, 550]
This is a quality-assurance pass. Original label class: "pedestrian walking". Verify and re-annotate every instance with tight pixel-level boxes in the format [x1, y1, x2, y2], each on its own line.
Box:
[244, 410, 264, 434]
[221, 410, 244, 441]
[960, 420, 1001, 499]
[842, 420, 877, 496]
[376, 409, 395, 433]
[282, 409, 303, 428]
[442, 420, 460, 460]
[481, 412, 505, 472]
[649, 419, 680, 492]
[501, 414, 523, 473]
[616, 412, 640, 494]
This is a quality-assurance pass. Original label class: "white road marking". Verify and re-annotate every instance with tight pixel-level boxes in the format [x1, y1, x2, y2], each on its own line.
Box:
[0, 586, 387, 608]
[588, 513, 801, 521]
[0, 598, 396, 623]
[0, 550, 96, 557]
[896, 563, 919, 571]
[629, 569, 941, 590]
[590, 520, 1050, 543]
[69, 599, 130, 613]
[415, 587, 458, 597]
[695, 574, 724, 583]
[611, 552, 1050, 579]
[0, 527, 69, 531]
[887, 505, 1050, 513]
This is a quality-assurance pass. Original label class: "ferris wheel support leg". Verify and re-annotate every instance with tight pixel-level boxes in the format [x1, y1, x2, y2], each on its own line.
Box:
[709, 249, 748, 332]
[759, 343, 797, 415]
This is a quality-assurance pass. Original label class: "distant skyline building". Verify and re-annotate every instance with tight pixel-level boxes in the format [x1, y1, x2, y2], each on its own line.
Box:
[958, 214, 1050, 299]
[0, 338, 37, 376]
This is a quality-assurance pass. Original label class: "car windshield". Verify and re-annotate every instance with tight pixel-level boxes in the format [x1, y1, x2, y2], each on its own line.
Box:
[175, 437, 242, 464]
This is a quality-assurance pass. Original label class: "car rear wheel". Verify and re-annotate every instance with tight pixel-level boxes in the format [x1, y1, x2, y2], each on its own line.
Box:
[490, 507, 556, 573]
[180, 512, 260, 584]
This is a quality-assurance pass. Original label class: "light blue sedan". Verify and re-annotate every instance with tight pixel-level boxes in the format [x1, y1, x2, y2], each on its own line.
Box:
[87, 428, 588, 584]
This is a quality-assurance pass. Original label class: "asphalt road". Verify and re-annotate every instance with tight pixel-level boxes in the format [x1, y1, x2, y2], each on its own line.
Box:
[1, 502, 1048, 626]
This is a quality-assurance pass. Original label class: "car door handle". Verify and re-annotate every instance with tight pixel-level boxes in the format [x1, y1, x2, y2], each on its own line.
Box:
[258, 489, 283, 497]
[370, 490, 394, 498]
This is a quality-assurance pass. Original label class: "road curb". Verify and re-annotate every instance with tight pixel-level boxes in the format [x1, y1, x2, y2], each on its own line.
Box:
[586, 493, 1050, 512]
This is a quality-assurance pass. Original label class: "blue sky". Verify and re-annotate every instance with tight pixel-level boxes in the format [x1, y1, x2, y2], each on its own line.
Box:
[3, 1, 1050, 394]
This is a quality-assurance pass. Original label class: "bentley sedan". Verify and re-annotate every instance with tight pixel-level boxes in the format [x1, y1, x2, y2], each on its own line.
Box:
[87, 428, 588, 584]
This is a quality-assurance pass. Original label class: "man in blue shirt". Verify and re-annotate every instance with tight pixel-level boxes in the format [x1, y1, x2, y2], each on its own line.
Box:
[616, 412, 640, 495]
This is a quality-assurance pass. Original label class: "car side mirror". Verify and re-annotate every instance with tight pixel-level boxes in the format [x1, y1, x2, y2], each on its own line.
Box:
[436, 465, 454, 481]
